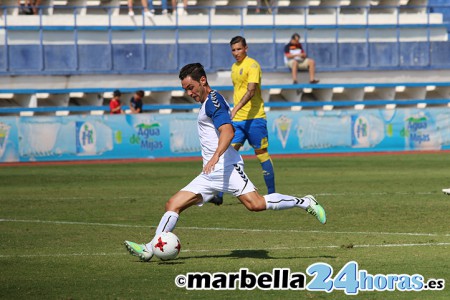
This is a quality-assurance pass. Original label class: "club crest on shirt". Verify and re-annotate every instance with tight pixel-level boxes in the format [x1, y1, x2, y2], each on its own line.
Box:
[239, 68, 243, 75]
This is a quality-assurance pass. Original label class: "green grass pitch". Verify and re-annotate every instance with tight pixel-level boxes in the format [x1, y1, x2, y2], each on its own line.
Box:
[1, 153, 449, 299]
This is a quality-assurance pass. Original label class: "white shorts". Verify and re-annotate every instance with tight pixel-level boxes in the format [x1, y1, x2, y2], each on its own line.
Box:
[181, 163, 256, 205]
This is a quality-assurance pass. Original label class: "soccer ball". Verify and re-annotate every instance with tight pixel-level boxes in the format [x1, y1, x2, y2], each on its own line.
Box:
[151, 232, 181, 261]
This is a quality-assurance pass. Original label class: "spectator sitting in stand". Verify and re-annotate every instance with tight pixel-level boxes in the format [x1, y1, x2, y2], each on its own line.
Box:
[284, 33, 319, 84]
[129, 90, 144, 114]
[110, 90, 124, 114]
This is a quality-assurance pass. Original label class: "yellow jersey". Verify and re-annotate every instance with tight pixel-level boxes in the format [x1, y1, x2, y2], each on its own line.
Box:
[231, 56, 266, 121]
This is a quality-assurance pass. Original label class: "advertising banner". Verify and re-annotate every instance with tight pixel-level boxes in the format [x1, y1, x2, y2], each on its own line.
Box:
[0, 107, 449, 163]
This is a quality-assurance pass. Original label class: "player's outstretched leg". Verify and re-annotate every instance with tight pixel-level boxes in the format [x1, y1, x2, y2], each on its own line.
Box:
[124, 211, 179, 262]
[263, 193, 326, 224]
[124, 241, 153, 262]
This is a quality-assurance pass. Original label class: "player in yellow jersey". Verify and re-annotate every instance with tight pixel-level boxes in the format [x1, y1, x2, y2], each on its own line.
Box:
[211, 36, 275, 205]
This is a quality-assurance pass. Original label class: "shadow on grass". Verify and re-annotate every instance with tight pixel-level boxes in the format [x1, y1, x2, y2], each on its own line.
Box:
[154, 250, 336, 264]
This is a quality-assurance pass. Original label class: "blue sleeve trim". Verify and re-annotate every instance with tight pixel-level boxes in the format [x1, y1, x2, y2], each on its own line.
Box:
[205, 91, 232, 130]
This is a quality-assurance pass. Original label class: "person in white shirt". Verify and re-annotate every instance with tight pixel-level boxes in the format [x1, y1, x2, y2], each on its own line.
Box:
[124, 63, 326, 262]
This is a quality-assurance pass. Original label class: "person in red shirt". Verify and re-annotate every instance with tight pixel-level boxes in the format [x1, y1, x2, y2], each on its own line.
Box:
[284, 33, 319, 84]
[110, 90, 124, 114]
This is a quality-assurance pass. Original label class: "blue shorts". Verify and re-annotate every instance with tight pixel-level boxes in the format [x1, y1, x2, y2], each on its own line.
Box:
[232, 118, 269, 150]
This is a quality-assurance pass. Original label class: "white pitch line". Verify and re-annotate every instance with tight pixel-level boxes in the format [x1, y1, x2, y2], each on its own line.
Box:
[0, 219, 149, 228]
[1, 218, 449, 237]
[1, 196, 137, 201]
[0, 252, 127, 258]
[316, 191, 435, 196]
[181, 242, 450, 253]
[0, 190, 439, 201]
[178, 226, 450, 237]
[0, 242, 449, 259]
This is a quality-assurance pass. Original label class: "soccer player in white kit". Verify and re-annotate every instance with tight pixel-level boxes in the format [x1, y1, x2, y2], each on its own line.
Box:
[124, 63, 327, 261]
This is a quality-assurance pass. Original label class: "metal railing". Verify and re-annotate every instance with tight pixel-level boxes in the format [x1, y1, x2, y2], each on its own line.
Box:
[1, 81, 449, 114]
[1, 99, 449, 115]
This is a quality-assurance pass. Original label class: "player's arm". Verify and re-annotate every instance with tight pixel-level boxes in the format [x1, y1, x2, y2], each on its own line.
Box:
[203, 123, 234, 174]
[231, 82, 256, 119]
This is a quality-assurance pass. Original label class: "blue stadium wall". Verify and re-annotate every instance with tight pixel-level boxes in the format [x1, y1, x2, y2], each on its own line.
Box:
[1, 107, 449, 163]
[2, 41, 450, 74]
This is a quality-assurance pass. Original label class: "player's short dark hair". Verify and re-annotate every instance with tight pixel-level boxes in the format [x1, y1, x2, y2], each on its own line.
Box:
[179, 63, 207, 82]
[113, 89, 121, 97]
[136, 90, 144, 97]
[230, 36, 247, 47]
[291, 33, 300, 40]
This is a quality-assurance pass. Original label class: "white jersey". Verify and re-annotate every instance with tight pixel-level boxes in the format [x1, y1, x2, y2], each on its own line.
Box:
[197, 90, 243, 170]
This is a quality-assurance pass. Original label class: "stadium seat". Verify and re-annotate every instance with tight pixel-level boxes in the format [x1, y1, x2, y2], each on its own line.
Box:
[362, 85, 395, 101]
[425, 85, 450, 100]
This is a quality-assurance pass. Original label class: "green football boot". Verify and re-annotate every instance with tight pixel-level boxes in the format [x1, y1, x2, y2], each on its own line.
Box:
[303, 195, 327, 224]
[124, 240, 153, 262]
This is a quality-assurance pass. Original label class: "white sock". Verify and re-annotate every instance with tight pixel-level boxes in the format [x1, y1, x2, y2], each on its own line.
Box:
[264, 193, 310, 210]
[145, 211, 179, 249]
